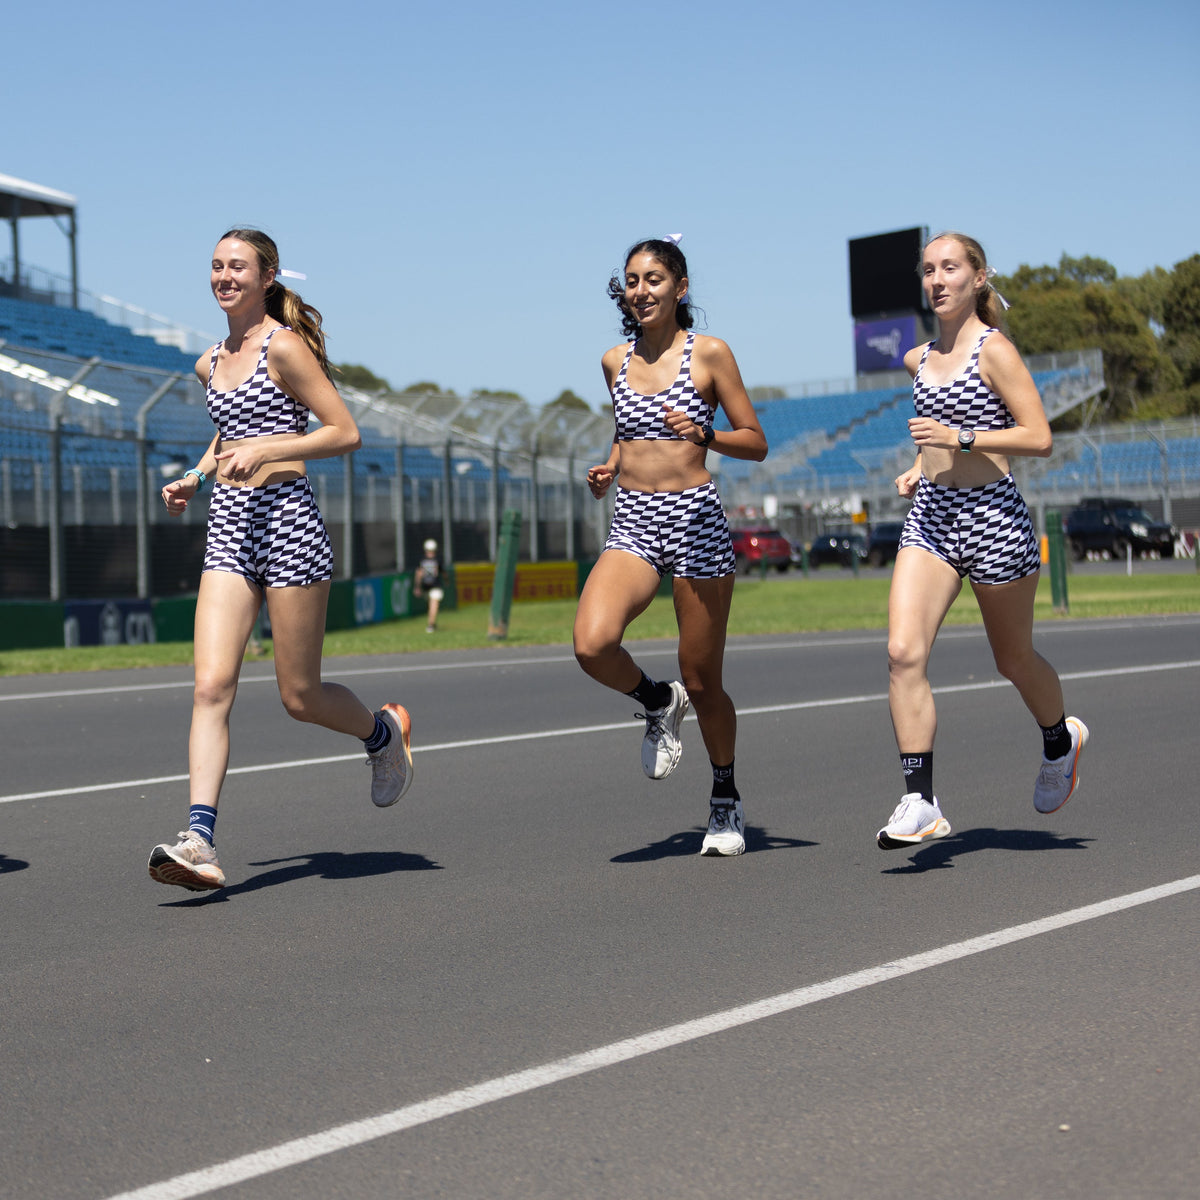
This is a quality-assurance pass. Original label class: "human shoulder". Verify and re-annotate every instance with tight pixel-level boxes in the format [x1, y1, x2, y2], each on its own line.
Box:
[264, 325, 309, 364]
[689, 333, 738, 371]
[903, 343, 929, 378]
[602, 341, 633, 369]
[977, 328, 1025, 373]
[194, 342, 219, 385]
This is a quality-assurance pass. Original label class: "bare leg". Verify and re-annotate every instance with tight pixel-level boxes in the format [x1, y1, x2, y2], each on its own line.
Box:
[573, 549, 665, 693]
[972, 571, 1065, 726]
[673, 573, 736, 764]
[188, 570, 266, 810]
[265, 581, 376, 738]
[887, 547, 963, 753]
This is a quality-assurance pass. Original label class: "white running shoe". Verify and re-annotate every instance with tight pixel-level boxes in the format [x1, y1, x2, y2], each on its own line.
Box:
[369, 703, 414, 807]
[876, 794, 952, 850]
[148, 831, 226, 891]
[638, 681, 689, 779]
[700, 798, 746, 856]
[1033, 716, 1089, 814]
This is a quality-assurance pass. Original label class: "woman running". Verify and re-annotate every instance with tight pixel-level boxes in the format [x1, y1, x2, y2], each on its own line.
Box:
[574, 237, 767, 856]
[876, 231, 1088, 850]
[148, 228, 414, 892]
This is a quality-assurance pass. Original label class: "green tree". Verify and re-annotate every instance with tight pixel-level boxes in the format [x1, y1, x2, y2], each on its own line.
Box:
[1160, 254, 1200, 414]
[334, 362, 391, 391]
[994, 253, 1172, 425]
[546, 388, 591, 411]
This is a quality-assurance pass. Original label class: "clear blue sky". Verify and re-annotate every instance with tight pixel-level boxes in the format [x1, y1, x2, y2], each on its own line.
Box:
[4, 0, 1197, 409]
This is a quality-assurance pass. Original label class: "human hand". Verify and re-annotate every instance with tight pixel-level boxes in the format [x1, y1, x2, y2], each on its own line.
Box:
[895, 466, 922, 498]
[585, 463, 617, 499]
[214, 445, 267, 483]
[907, 417, 953, 449]
[161, 475, 198, 515]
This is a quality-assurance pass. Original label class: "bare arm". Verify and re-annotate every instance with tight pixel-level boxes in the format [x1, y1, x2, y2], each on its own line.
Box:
[662, 336, 767, 462]
[213, 330, 363, 481]
[907, 335, 1052, 459]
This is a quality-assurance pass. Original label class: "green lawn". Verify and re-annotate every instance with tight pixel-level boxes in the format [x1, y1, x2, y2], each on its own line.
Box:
[2, 571, 1196, 677]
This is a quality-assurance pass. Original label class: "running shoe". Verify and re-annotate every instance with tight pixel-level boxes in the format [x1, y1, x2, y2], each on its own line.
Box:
[1033, 716, 1089, 814]
[638, 681, 689, 779]
[876, 794, 952, 850]
[148, 831, 226, 891]
[700, 798, 746, 856]
[369, 703, 414, 807]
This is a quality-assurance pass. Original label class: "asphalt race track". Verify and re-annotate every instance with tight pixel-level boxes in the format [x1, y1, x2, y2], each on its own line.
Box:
[2, 613, 1198, 1199]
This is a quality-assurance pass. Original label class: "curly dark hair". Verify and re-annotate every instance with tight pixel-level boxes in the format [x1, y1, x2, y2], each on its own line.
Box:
[607, 238, 695, 339]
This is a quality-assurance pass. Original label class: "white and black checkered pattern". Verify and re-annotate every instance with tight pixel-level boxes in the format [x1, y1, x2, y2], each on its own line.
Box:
[913, 329, 1015, 431]
[611, 332, 713, 441]
[899, 474, 1042, 585]
[203, 477, 333, 588]
[206, 328, 309, 440]
[604, 482, 735, 579]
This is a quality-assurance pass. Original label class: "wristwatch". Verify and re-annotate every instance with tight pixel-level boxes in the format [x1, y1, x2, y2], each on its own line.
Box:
[958, 428, 976, 453]
[698, 423, 715, 446]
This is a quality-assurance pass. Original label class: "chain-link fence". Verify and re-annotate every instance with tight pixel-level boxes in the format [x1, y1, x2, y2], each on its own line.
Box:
[0, 344, 615, 601]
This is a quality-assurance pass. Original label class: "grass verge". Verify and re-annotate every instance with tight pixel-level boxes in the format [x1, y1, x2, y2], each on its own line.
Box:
[1, 571, 1196, 677]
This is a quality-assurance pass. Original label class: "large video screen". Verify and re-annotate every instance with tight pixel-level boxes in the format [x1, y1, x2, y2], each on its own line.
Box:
[848, 227, 927, 317]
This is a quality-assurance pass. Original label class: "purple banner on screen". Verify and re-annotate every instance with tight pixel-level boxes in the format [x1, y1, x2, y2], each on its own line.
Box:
[854, 316, 917, 373]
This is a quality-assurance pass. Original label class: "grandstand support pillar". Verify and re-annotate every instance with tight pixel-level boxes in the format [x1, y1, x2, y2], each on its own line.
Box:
[68, 211, 79, 308]
[343, 453, 356, 579]
[489, 441, 501, 562]
[7, 196, 18, 291]
[47, 358, 101, 601]
[135, 374, 183, 599]
[530, 448, 540, 563]
[441, 439, 454, 565]
[394, 437, 407, 572]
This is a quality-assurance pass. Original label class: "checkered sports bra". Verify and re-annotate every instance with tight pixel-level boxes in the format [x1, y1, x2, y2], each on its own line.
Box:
[611, 332, 713, 441]
[205, 327, 309, 440]
[913, 328, 1015, 431]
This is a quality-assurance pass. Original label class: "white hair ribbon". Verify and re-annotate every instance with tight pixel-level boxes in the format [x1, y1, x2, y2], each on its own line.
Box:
[986, 266, 1011, 311]
[278, 268, 307, 281]
[662, 233, 683, 245]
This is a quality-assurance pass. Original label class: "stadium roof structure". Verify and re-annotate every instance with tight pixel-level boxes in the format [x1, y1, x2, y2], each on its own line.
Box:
[1, 171, 79, 305]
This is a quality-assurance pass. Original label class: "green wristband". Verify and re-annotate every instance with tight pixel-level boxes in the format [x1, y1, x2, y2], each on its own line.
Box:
[184, 468, 207, 489]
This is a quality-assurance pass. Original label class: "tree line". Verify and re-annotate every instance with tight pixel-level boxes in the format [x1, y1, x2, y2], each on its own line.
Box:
[994, 252, 1200, 426]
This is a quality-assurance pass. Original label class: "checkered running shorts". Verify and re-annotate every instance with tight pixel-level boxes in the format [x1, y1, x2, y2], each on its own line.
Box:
[899, 474, 1042, 586]
[604, 481, 736, 579]
[203, 477, 334, 588]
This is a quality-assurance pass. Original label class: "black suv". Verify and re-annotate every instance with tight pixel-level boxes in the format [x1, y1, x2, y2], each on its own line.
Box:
[1064, 498, 1175, 560]
[865, 521, 905, 567]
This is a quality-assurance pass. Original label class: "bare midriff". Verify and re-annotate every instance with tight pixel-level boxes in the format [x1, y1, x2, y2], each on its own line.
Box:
[214, 432, 306, 488]
[616, 440, 711, 494]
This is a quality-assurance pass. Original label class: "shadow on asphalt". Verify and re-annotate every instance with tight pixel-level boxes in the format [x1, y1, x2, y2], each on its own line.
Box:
[0, 854, 31, 875]
[612, 824, 817, 863]
[158, 848, 440, 905]
[880, 826, 1094, 874]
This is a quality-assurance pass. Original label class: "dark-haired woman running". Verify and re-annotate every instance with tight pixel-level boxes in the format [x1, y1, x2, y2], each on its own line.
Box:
[574, 237, 767, 856]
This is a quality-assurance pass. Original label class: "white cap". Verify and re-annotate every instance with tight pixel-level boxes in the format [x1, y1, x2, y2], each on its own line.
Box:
[423, 539, 437, 552]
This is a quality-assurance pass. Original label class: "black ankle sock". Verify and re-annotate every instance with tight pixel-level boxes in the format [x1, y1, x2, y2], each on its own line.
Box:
[1040, 714, 1071, 759]
[900, 751, 934, 801]
[363, 715, 392, 754]
[711, 759, 738, 802]
[628, 672, 672, 711]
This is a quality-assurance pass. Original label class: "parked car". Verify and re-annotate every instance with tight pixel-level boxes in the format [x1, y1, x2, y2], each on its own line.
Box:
[730, 527, 792, 573]
[802, 528, 868, 568]
[1064, 499, 1175, 560]
[864, 521, 905, 567]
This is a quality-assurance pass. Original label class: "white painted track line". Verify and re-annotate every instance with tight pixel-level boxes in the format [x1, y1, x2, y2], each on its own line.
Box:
[102, 873, 1200, 1200]
[4, 658, 1196, 805]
